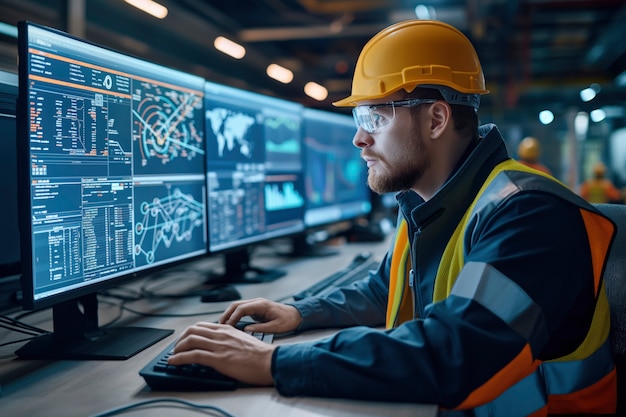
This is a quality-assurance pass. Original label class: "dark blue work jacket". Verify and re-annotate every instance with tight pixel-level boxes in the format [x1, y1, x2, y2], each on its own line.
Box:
[273, 124, 616, 415]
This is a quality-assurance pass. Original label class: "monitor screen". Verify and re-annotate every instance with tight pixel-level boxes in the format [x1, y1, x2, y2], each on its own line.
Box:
[16, 22, 207, 359]
[0, 71, 20, 276]
[204, 81, 305, 282]
[302, 108, 370, 228]
[0, 70, 22, 312]
[283, 108, 370, 257]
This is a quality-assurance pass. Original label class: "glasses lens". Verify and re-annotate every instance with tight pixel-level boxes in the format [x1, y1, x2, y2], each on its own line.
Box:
[352, 104, 395, 133]
[352, 106, 375, 133]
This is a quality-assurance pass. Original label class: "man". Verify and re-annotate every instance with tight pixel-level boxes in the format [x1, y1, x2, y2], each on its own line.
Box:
[580, 161, 623, 204]
[516, 136, 552, 175]
[169, 20, 617, 416]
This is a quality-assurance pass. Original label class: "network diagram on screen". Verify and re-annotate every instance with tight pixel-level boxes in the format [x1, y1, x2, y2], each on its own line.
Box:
[24, 24, 207, 303]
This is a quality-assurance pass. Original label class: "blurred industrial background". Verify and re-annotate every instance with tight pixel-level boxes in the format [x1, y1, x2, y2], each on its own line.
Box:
[1, 0, 625, 194]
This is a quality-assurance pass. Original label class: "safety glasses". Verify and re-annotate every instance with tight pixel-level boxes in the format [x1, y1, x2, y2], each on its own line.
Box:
[352, 98, 437, 133]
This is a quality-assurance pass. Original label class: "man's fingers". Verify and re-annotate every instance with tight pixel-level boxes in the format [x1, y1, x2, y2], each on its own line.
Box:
[219, 298, 262, 325]
[168, 349, 213, 366]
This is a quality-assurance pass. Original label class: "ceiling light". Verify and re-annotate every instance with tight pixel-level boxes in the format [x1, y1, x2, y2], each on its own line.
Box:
[590, 109, 607, 123]
[579, 87, 596, 102]
[124, 0, 168, 19]
[266, 64, 294, 84]
[304, 82, 328, 101]
[0, 22, 17, 38]
[538, 110, 554, 125]
[214, 36, 246, 59]
[580, 84, 600, 102]
[415, 4, 436, 20]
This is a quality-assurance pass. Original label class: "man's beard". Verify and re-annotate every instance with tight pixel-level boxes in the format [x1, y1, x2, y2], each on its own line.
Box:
[367, 135, 428, 194]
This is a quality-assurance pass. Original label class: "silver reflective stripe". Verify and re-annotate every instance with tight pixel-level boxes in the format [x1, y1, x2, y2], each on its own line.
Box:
[542, 339, 614, 394]
[443, 371, 547, 417]
[476, 371, 547, 417]
[450, 261, 549, 346]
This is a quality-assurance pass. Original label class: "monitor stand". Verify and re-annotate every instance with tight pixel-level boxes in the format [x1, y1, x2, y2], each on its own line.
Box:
[15, 293, 173, 360]
[206, 247, 286, 284]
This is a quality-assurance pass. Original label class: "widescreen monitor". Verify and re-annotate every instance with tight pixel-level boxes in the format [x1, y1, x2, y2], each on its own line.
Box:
[16, 22, 207, 359]
[0, 70, 21, 312]
[204, 81, 305, 282]
[296, 108, 370, 254]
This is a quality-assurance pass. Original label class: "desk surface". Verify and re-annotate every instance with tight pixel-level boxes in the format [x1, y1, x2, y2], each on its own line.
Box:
[0, 238, 437, 417]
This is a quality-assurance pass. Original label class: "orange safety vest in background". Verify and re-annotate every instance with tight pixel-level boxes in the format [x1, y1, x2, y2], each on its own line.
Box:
[580, 178, 622, 204]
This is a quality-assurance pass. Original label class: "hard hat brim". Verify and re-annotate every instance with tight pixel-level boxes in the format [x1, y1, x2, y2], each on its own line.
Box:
[333, 94, 367, 107]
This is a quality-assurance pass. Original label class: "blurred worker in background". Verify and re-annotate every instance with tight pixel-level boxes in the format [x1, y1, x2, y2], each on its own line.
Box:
[516, 136, 552, 175]
[580, 161, 623, 204]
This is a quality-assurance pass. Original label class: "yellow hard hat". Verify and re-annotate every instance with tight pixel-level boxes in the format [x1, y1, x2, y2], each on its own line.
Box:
[593, 162, 607, 177]
[333, 20, 489, 108]
[517, 137, 540, 162]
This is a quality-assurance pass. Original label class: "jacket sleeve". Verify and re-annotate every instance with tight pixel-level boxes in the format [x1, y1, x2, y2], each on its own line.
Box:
[286, 251, 391, 331]
[272, 194, 596, 408]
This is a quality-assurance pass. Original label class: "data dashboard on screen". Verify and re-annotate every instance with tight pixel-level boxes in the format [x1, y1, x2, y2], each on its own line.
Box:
[302, 108, 371, 228]
[204, 81, 305, 281]
[16, 22, 207, 359]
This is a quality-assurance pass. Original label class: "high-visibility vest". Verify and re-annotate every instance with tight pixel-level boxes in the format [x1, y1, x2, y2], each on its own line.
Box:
[386, 159, 617, 415]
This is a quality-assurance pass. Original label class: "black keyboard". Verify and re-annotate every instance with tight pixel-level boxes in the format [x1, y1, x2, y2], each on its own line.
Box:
[292, 253, 379, 300]
[140, 328, 273, 391]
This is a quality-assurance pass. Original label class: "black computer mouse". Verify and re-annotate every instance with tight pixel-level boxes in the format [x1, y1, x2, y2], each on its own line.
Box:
[200, 285, 242, 302]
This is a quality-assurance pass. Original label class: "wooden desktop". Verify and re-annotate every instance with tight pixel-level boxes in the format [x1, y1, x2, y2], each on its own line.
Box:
[0, 238, 437, 417]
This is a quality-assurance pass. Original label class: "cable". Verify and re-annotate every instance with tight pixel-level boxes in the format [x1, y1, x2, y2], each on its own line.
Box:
[0, 336, 38, 349]
[97, 298, 127, 328]
[12, 308, 46, 322]
[98, 287, 143, 302]
[0, 322, 40, 336]
[89, 398, 237, 417]
[141, 275, 191, 298]
[139, 274, 219, 300]
[0, 314, 48, 334]
[120, 304, 224, 318]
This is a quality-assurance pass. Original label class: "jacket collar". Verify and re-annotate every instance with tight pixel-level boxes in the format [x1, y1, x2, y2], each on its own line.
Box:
[396, 123, 511, 227]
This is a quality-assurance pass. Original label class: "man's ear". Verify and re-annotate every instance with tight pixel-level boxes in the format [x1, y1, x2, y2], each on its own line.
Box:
[429, 101, 451, 138]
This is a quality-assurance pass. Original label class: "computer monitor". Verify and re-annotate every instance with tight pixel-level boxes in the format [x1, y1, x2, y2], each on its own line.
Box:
[295, 108, 370, 255]
[0, 70, 22, 312]
[204, 80, 305, 282]
[16, 22, 207, 359]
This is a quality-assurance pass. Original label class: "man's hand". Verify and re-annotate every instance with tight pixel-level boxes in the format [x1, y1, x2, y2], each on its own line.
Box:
[168, 322, 276, 386]
[219, 298, 302, 334]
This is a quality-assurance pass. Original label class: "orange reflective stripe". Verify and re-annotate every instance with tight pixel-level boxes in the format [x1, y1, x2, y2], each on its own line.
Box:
[548, 367, 617, 414]
[579, 209, 615, 296]
[456, 344, 541, 409]
[526, 405, 548, 417]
